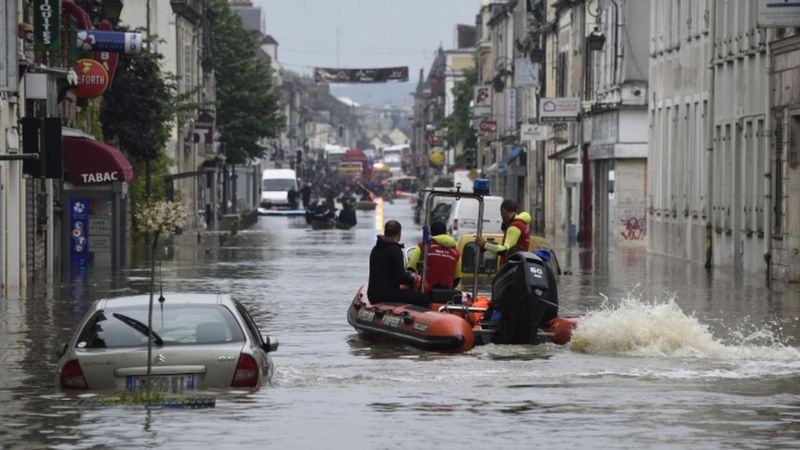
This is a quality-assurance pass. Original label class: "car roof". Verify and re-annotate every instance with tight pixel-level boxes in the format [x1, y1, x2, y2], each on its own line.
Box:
[96, 293, 231, 310]
[261, 169, 296, 177]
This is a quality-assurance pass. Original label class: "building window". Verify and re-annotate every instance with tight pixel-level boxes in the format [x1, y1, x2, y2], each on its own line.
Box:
[756, 119, 765, 233]
[773, 121, 783, 235]
[556, 51, 567, 97]
[791, 113, 800, 169]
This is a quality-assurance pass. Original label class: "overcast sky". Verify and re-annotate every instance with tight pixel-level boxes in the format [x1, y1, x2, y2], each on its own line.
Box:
[253, 0, 480, 105]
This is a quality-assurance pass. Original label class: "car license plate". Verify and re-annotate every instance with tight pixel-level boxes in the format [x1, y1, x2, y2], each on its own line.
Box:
[126, 374, 194, 393]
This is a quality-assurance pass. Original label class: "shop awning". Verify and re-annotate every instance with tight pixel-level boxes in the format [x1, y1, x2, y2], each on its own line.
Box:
[501, 146, 525, 166]
[63, 131, 135, 186]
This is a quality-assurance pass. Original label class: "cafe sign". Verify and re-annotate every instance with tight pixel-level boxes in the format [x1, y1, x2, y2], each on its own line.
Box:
[73, 59, 109, 98]
[34, 0, 61, 52]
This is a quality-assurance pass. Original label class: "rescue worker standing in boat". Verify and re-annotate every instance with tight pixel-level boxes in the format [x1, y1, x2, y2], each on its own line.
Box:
[368, 220, 430, 306]
[475, 199, 531, 265]
[406, 221, 460, 292]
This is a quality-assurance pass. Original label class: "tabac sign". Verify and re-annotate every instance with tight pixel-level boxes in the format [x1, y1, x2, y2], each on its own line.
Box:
[34, 0, 61, 52]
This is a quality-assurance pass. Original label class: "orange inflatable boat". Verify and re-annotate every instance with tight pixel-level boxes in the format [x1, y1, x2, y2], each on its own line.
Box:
[347, 285, 476, 353]
[351, 188, 579, 353]
[347, 284, 579, 353]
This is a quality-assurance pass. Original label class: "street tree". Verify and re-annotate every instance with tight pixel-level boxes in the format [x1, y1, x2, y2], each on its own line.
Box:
[444, 66, 478, 167]
[100, 38, 176, 202]
[208, 0, 284, 164]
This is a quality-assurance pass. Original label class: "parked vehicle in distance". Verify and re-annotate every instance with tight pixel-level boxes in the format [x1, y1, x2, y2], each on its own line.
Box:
[324, 144, 347, 166]
[414, 189, 455, 225]
[382, 145, 407, 175]
[55, 293, 279, 393]
[453, 233, 559, 289]
[261, 168, 297, 208]
[382, 175, 419, 197]
[447, 195, 504, 236]
[336, 161, 364, 182]
[343, 148, 371, 180]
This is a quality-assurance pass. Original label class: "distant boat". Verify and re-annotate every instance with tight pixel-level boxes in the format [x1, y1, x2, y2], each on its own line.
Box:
[258, 207, 306, 217]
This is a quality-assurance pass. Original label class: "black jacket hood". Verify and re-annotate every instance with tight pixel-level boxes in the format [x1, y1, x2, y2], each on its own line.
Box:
[375, 235, 404, 249]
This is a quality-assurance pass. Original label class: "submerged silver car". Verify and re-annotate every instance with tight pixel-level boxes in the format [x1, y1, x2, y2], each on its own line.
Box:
[56, 293, 278, 392]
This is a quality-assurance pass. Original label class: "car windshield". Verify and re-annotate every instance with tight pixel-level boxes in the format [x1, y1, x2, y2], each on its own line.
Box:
[263, 179, 295, 191]
[431, 203, 452, 223]
[76, 304, 245, 348]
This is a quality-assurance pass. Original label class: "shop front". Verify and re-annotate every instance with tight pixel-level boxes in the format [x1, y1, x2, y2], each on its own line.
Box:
[60, 128, 134, 276]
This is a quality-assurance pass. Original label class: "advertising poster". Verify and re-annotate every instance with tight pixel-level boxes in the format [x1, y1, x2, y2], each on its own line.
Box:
[70, 199, 89, 273]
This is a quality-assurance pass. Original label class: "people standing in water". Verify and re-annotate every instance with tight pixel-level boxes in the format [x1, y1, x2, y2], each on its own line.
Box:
[300, 182, 311, 208]
[287, 187, 299, 210]
[475, 199, 531, 265]
[368, 220, 429, 307]
[337, 197, 357, 228]
[406, 221, 460, 292]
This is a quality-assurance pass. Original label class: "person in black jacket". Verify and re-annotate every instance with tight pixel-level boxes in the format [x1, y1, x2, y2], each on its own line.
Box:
[300, 182, 311, 208]
[337, 197, 357, 228]
[368, 220, 429, 306]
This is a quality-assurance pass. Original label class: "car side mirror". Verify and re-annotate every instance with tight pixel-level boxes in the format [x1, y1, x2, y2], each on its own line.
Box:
[261, 335, 279, 352]
[54, 342, 68, 358]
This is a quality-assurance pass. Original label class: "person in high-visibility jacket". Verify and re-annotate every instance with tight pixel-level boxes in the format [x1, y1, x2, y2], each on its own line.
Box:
[407, 221, 460, 292]
[475, 199, 531, 265]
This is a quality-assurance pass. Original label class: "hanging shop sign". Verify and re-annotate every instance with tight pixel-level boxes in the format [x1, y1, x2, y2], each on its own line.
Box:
[193, 109, 215, 144]
[314, 66, 409, 84]
[70, 198, 89, 274]
[506, 88, 517, 131]
[479, 119, 497, 133]
[93, 21, 120, 84]
[430, 149, 444, 166]
[473, 85, 492, 117]
[539, 97, 580, 123]
[514, 58, 539, 88]
[757, 0, 800, 27]
[34, 0, 61, 52]
[76, 29, 143, 54]
[521, 123, 552, 141]
[73, 59, 109, 98]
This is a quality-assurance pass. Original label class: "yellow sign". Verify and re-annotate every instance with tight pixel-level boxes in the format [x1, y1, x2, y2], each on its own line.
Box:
[430, 150, 444, 166]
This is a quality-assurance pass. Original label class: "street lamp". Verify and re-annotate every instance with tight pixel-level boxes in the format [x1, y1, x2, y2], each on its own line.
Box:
[170, 0, 189, 14]
[529, 47, 545, 63]
[492, 57, 512, 93]
[587, 27, 606, 51]
[101, 0, 123, 21]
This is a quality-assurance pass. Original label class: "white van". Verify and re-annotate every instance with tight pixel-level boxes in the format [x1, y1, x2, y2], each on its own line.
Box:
[446, 195, 504, 236]
[261, 169, 297, 208]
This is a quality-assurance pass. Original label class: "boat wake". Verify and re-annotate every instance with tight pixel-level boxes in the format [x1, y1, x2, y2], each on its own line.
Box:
[569, 294, 800, 361]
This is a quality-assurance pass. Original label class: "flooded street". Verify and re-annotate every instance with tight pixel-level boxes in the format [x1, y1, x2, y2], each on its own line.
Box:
[2, 200, 799, 449]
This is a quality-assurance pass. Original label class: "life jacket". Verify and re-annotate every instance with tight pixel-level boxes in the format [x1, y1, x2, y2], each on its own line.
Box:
[417, 235, 459, 292]
[500, 212, 531, 265]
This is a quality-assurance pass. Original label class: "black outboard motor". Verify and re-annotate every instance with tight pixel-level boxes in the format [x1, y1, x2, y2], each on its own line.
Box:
[489, 252, 558, 345]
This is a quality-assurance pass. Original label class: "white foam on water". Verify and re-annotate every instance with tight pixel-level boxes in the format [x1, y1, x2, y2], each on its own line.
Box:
[569, 293, 800, 361]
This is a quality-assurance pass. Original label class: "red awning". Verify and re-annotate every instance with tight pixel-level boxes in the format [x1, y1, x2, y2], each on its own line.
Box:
[63, 136, 135, 185]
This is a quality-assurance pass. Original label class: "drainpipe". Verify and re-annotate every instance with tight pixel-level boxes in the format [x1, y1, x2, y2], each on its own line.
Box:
[580, 6, 593, 248]
[704, 0, 716, 269]
[610, 0, 621, 86]
[764, 28, 774, 283]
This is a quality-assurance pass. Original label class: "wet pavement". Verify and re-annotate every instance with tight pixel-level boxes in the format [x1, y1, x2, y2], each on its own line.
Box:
[1, 198, 799, 449]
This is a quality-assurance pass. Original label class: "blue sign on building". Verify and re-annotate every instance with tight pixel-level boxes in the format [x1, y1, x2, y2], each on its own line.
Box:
[75, 30, 143, 54]
[70, 199, 89, 273]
